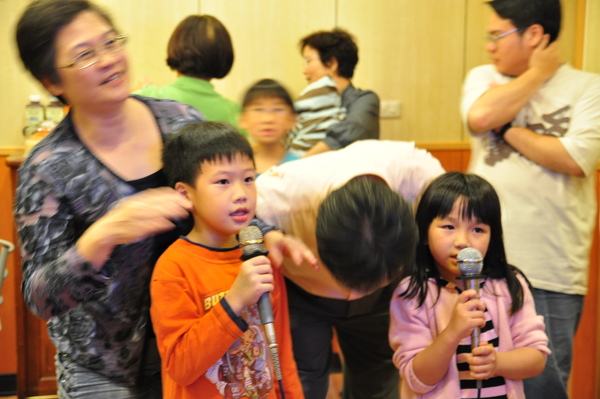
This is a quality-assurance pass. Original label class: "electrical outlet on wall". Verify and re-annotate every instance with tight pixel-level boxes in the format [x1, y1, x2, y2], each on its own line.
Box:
[380, 101, 401, 118]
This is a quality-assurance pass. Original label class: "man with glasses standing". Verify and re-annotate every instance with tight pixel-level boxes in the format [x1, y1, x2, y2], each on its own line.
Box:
[461, 0, 600, 398]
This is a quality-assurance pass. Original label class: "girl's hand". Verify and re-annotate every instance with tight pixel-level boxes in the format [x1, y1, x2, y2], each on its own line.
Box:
[469, 341, 497, 380]
[445, 290, 486, 342]
[225, 255, 273, 315]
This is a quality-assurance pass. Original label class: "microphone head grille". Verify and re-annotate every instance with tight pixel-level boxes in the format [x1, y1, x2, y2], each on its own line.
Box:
[239, 226, 265, 256]
[457, 247, 483, 275]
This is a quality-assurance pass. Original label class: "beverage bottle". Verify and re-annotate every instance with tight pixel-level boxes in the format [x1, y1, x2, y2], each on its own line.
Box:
[46, 96, 66, 125]
[24, 119, 57, 156]
[23, 94, 45, 137]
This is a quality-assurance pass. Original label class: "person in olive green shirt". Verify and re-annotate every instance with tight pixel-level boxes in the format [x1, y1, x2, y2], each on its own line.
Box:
[135, 15, 241, 130]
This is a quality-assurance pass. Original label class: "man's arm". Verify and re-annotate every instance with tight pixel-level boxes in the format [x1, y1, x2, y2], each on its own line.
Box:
[503, 127, 584, 176]
[263, 229, 319, 270]
[467, 35, 561, 133]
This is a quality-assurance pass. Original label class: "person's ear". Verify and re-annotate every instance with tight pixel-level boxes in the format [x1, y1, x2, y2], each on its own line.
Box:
[523, 24, 545, 47]
[41, 76, 64, 97]
[325, 57, 339, 76]
[175, 182, 190, 199]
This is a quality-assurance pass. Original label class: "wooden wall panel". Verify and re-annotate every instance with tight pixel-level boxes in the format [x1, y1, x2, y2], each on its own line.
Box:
[464, 0, 494, 75]
[338, 1, 467, 143]
[584, 0, 600, 74]
[99, 0, 199, 90]
[202, 0, 336, 107]
[559, 0, 579, 68]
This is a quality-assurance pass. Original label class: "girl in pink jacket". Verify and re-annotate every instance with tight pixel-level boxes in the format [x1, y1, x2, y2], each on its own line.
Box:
[389, 172, 550, 399]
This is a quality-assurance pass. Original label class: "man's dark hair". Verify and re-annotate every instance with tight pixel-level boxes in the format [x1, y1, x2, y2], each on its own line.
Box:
[162, 122, 254, 188]
[16, 0, 115, 86]
[242, 79, 294, 110]
[299, 28, 359, 79]
[167, 15, 234, 80]
[316, 175, 417, 292]
[488, 0, 561, 42]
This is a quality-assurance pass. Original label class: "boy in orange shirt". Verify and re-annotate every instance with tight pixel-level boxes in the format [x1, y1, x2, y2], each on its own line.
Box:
[150, 121, 304, 398]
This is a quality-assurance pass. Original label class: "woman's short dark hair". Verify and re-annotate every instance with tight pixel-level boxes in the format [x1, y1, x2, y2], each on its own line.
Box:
[299, 28, 359, 79]
[489, 0, 561, 43]
[16, 0, 115, 85]
[242, 79, 294, 110]
[163, 121, 254, 188]
[166, 15, 234, 80]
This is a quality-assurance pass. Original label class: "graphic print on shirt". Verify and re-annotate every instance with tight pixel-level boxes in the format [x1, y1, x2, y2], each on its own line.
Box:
[206, 304, 274, 398]
[485, 105, 571, 166]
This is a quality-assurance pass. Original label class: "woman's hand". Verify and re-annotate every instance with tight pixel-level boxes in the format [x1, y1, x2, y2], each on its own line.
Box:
[77, 187, 192, 268]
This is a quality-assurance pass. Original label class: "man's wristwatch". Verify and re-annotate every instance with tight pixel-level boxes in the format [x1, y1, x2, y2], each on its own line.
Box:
[496, 122, 512, 139]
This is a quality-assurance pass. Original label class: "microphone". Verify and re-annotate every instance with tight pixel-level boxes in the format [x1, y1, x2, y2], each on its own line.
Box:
[239, 226, 284, 394]
[457, 247, 484, 391]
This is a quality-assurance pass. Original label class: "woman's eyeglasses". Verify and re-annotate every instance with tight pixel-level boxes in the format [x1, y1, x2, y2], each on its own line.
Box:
[56, 35, 128, 71]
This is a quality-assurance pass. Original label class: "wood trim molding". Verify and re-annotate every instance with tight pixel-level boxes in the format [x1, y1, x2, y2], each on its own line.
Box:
[2, 143, 476, 156]
[415, 141, 471, 151]
[0, 147, 24, 157]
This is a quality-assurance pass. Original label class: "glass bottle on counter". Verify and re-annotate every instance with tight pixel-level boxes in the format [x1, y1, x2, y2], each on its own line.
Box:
[24, 119, 57, 157]
[45, 96, 65, 125]
[23, 94, 45, 137]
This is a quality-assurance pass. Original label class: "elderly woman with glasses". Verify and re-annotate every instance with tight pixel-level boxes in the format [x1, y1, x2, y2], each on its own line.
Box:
[14, 0, 204, 397]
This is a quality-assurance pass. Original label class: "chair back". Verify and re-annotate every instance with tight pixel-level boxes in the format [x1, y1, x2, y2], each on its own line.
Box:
[0, 239, 15, 307]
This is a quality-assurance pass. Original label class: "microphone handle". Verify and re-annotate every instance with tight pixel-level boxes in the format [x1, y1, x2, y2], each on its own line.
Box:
[258, 293, 274, 325]
[464, 277, 481, 349]
[241, 250, 275, 326]
[464, 276, 483, 391]
[240, 249, 284, 394]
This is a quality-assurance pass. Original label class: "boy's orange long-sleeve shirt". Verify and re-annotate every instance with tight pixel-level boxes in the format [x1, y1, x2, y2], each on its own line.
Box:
[150, 237, 304, 399]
